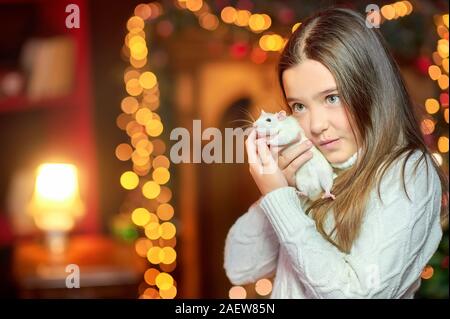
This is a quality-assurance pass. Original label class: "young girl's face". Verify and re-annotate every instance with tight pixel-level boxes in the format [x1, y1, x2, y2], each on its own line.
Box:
[282, 59, 359, 164]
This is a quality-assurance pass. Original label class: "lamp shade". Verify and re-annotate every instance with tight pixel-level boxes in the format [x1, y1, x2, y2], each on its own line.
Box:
[29, 163, 84, 232]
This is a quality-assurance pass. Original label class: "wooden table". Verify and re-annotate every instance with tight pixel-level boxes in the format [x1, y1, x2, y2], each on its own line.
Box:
[12, 234, 147, 298]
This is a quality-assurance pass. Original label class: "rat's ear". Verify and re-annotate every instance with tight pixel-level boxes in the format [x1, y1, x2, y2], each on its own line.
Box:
[277, 110, 287, 120]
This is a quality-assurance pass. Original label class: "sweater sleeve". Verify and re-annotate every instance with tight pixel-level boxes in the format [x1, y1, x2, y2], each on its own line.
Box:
[224, 198, 280, 285]
[259, 152, 443, 298]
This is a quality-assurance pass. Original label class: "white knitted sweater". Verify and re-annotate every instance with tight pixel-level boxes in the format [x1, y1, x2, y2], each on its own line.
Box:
[224, 150, 443, 298]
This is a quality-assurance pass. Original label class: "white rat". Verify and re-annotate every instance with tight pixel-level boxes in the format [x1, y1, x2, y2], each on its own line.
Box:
[253, 110, 336, 201]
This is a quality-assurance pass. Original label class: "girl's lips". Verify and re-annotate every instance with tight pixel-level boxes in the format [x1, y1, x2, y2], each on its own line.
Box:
[320, 138, 340, 149]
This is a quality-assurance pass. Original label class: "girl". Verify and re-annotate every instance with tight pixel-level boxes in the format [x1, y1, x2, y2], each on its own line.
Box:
[224, 7, 448, 298]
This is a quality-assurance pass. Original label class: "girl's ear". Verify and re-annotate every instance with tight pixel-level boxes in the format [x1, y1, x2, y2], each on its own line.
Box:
[261, 110, 266, 115]
[277, 110, 287, 120]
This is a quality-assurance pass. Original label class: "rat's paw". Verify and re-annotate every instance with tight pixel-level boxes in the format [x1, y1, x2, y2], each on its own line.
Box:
[321, 192, 336, 200]
[295, 190, 307, 197]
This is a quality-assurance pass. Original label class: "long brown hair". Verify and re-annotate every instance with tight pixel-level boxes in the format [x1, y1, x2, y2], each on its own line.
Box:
[278, 7, 449, 253]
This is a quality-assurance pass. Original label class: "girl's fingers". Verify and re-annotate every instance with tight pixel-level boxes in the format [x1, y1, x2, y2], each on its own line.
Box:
[269, 144, 281, 159]
[279, 140, 312, 170]
[283, 150, 313, 177]
[256, 139, 273, 166]
[246, 129, 259, 165]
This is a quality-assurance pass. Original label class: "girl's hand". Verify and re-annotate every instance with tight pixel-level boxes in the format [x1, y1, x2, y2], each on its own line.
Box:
[246, 129, 288, 196]
[270, 138, 314, 187]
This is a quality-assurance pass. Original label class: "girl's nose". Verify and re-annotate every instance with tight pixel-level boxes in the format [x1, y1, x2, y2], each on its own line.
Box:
[309, 109, 328, 134]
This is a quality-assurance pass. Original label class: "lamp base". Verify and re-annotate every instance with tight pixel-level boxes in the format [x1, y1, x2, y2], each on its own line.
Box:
[45, 231, 67, 256]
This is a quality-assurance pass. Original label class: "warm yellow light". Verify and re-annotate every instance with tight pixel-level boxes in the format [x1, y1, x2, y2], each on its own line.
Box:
[135, 108, 153, 125]
[157, 203, 175, 221]
[425, 98, 440, 114]
[420, 119, 435, 135]
[160, 222, 176, 239]
[124, 69, 140, 83]
[153, 167, 170, 185]
[116, 113, 132, 130]
[159, 286, 177, 299]
[155, 272, 174, 290]
[438, 39, 449, 59]
[131, 151, 149, 166]
[152, 155, 170, 169]
[121, 96, 139, 114]
[131, 132, 148, 147]
[403, 1, 413, 15]
[443, 58, 449, 74]
[421, 265, 434, 279]
[130, 42, 148, 60]
[131, 208, 151, 226]
[432, 52, 443, 66]
[139, 72, 157, 89]
[255, 278, 272, 296]
[200, 13, 219, 31]
[394, 2, 407, 17]
[292, 22, 301, 33]
[444, 14, 449, 28]
[129, 35, 146, 48]
[249, 14, 265, 32]
[143, 181, 161, 199]
[438, 74, 449, 90]
[221, 6, 236, 24]
[35, 164, 78, 201]
[235, 10, 251, 27]
[126, 78, 143, 96]
[127, 16, 145, 33]
[134, 4, 152, 20]
[115, 143, 133, 161]
[144, 268, 160, 285]
[136, 139, 153, 157]
[381, 5, 395, 20]
[438, 136, 449, 153]
[445, 108, 449, 123]
[160, 247, 177, 264]
[145, 222, 160, 240]
[186, 0, 203, 12]
[30, 163, 84, 232]
[141, 288, 160, 299]
[120, 171, 140, 190]
[145, 119, 164, 137]
[428, 65, 441, 80]
[126, 120, 142, 137]
[261, 14, 272, 30]
[135, 238, 152, 257]
[229, 286, 247, 299]
[130, 56, 147, 68]
[156, 186, 172, 203]
[437, 25, 448, 39]
[259, 34, 284, 51]
[147, 246, 162, 264]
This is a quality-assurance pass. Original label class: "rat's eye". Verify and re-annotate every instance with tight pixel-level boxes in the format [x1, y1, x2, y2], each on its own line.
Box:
[265, 118, 272, 122]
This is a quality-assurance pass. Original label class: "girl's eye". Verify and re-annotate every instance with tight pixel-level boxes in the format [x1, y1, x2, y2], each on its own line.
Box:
[326, 94, 340, 104]
[292, 103, 305, 113]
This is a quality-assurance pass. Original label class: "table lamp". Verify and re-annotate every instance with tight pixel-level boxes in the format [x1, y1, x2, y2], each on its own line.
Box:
[28, 163, 84, 255]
